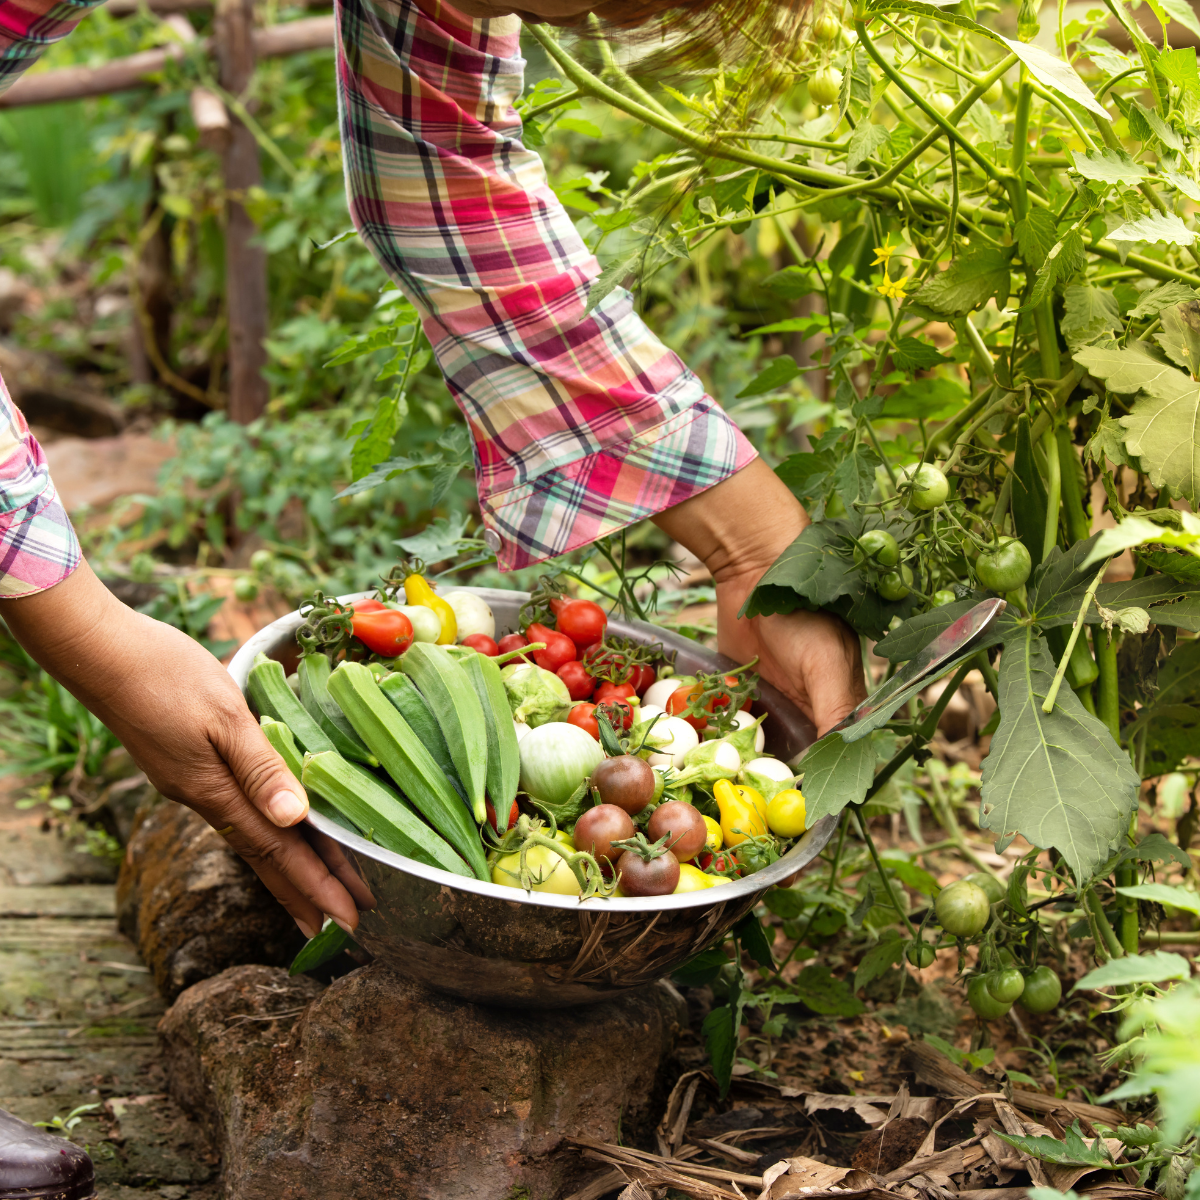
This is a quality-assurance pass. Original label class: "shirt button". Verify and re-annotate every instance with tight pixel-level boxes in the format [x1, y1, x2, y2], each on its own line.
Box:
[483, 528, 502, 553]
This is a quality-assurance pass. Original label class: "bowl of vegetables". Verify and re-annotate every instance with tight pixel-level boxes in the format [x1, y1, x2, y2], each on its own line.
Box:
[227, 570, 836, 1008]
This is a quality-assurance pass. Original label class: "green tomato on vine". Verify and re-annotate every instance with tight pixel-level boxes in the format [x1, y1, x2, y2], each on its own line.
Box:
[985, 967, 1025, 1005]
[878, 563, 913, 601]
[897, 463, 949, 511]
[855, 529, 900, 568]
[1018, 966, 1062, 1014]
[928, 91, 955, 120]
[812, 11, 841, 41]
[967, 974, 1012, 1020]
[976, 536, 1031, 593]
[809, 67, 843, 107]
[935, 879, 990, 936]
[932, 588, 958, 607]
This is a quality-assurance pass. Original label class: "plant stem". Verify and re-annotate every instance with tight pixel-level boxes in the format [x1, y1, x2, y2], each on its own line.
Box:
[1056, 426, 1091, 544]
[975, 651, 999, 702]
[1116, 860, 1139, 955]
[1041, 426, 1062, 562]
[1096, 626, 1120, 741]
[854, 807, 918, 937]
[1042, 563, 1106, 714]
[925, 766, 994, 874]
[1085, 886, 1126, 960]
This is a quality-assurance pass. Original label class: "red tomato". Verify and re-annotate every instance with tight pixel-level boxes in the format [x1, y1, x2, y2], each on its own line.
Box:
[596, 697, 634, 732]
[628, 663, 656, 696]
[548, 596, 569, 618]
[485, 797, 520, 834]
[595, 680, 637, 704]
[462, 633, 500, 656]
[526, 622, 576, 672]
[698, 850, 741, 876]
[557, 660, 596, 701]
[666, 685, 708, 732]
[556, 599, 607, 653]
[497, 633, 530, 658]
[568, 702, 600, 740]
[352, 598, 386, 613]
[352, 609, 413, 657]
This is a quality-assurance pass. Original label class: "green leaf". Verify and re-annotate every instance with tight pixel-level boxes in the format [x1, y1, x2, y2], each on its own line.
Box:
[1115, 882, 1200, 916]
[1015, 209, 1058, 271]
[911, 245, 1012, 317]
[832, 442, 882, 508]
[880, 376, 968, 420]
[1156, 300, 1200, 373]
[999, 35, 1108, 116]
[1109, 212, 1197, 246]
[556, 116, 603, 138]
[763, 266, 822, 300]
[1156, 47, 1200, 96]
[737, 355, 801, 398]
[1075, 342, 1176, 394]
[1023, 230, 1086, 310]
[791, 964, 866, 1017]
[762, 887, 808, 919]
[1069, 147, 1147, 185]
[775, 450, 836, 507]
[585, 251, 639, 315]
[1130, 100, 1185, 152]
[996, 1122, 1115, 1168]
[350, 390, 406, 482]
[1075, 949, 1191, 990]
[745, 520, 856, 612]
[1151, 0, 1200, 40]
[289, 920, 354, 976]
[1061, 285, 1122, 348]
[1163, 166, 1200, 203]
[1119, 371, 1200, 504]
[881, 854, 939, 896]
[980, 629, 1140, 881]
[673, 947, 730, 988]
[394, 513, 473, 563]
[846, 122, 890, 170]
[798, 731, 877, 823]
[1130, 281, 1200, 319]
[735, 915, 775, 967]
[891, 336, 952, 371]
[1129, 831, 1192, 868]
[1081, 514, 1200, 567]
[702, 1003, 738, 1097]
[854, 932, 907, 992]
[1140, 548, 1200, 583]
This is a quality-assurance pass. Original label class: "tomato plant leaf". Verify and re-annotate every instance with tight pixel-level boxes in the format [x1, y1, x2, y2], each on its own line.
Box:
[1129, 281, 1200, 319]
[790, 964, 866, 1017]
[289, 920, 354, 976]
[1012, 414, 1049, 568]
[980, 629, 1139, 882]
[880, 377, 968, 420]
[1128, 831, 1193, 868]
[349, 391, 407, 482]
[1074, 950, 1191, 991]
[1155, 300, 1200, 372]
[1023, 230, 1087, 310]
[1119, 372, 1200, 504]
[1156, 46, 1200, 96]
[1115, 881, 1200, 916]
[1061, 285, 1121, 348]
[797, 732, 877, 823]
[735, 914, 776, 967]
[1074, 341, 1177, 394]
[998, 36, 1109, 115]
[1069, 148, 1147, 185]
[736, 355, 801, 398]
[854, 931, 907, 992]
[673, 947, 730, 988]
[1014, 209, 1057, 271]
[1108, 212, 1198, 246]
[873, 596, 1020, 661]
[1148, 0, 1200, 41]
[996, 1122, 1115, 1168]
[911, 245, 1012, 317]
[702, 1003, 738, 1097]
[743, 520, 855, 613]
[890, 336, 952, 371]
[1139, 549, 1200, 583]
[775, 450, 837, 508]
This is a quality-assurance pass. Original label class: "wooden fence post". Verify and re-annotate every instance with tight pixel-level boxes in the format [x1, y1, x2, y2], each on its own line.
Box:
[215, 0, 269, 424]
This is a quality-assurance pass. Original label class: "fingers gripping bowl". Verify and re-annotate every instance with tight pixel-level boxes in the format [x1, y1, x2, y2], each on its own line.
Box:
[228, 588, 836, 1008]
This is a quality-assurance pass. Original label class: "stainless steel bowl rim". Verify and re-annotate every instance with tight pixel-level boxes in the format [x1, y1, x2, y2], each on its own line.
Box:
[226, 587, 832, 916]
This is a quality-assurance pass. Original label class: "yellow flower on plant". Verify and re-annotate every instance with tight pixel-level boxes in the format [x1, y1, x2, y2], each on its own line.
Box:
[877, 276, 909, 300]
[871, 241, 896, 267]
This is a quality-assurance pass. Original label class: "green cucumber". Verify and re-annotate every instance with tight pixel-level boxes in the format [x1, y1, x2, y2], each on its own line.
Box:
[378, 672, 457, 781]
[399, 642, 488, 824]
[260, 716, 356, 833]
[297, 654, 379, 767]
[326, 661, 488, 880]
[247, 653, 336, 754]
[301, 750, 471, 878]
[459, 652, 520, 830]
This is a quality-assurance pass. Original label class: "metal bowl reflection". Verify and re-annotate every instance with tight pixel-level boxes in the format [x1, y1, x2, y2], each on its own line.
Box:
[227, 589, 834, 1008]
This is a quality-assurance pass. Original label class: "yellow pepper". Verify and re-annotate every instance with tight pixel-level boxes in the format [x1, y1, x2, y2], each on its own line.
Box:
[766, 788, 807, 837]
[713, 779, 768, 846]
[674, 863, 713, 893]
[403, 572, 457, 645]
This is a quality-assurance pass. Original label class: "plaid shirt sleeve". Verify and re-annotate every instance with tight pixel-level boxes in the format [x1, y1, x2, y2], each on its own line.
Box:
[0, 0, 104, 94]
[335, 0, 757, 571]
[0, 374, 81, 598]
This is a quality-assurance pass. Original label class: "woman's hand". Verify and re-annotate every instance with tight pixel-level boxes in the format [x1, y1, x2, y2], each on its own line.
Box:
[3, 563, 371, 936]
[653, 458, 866, 736]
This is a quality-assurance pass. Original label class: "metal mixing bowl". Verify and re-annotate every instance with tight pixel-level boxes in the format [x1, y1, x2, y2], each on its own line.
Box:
[227, 588, 836, 1008]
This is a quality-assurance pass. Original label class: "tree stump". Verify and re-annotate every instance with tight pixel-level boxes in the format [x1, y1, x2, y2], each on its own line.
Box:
[159, 963, 687, 1199]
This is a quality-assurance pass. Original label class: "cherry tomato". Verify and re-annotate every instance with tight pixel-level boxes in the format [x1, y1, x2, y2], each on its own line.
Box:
[497, 632, 530, 659]
[986, 967, 1025, 1004]
[976, 536, 1032, 593]
[556, 599, 607, 653]
[572, 804, 634, 866]
[526, 622, 577, 672]
[702, 850, 741, 877]
[352, 597, 386, 613]
[813, 12, 840, 41]
[616, 848, 680, 897]
[595, 680, 637, 704]
[557, 660, 596, 701]
[647, 801, 708, 862]
[963, 871, 1005, 904]
[666, 685, 710, 731]
[484, 797, 520, 834]
[592, 755, 656, 815]
[1019, 966, 1062, 1014]
[929, 90, 955, 119]
[582, 643, 631, 683]
[627, 663, 657, 696]
[967, 974, 1011, 1020]
[596, 697, 634, 731]
[899, 462, 950, 511]
[351, 608, 414, 657]
[701, 815, 722, 854]
[766, 788, 807, 837]
[462, 633, 500, 656]
[809, 65, 842, 106]
[935, 879, 991, 937]
[878, 564, 914, 602]
[932, 588, 958, 607]
[855, 529, 900, 568]
[568, 702, 600, 741]
[907, 942, 936, 969]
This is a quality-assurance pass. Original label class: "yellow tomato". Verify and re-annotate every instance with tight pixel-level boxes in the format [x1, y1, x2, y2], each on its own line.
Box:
[714, 779, 768, 846]
[674, 863, 713, 893]
[766, 788, 807, 837]
[492, 842, 581, 895]
[708, 876, 733, 887]
[701, 815, 723, 853]
[402, 572, 458, 645]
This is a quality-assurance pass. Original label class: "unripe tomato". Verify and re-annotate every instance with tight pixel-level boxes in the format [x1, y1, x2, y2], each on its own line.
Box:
[809, 66, 843, 107]
[812, 11, 841, 40]
[233, 575, 259, 602]
[929, 90, 956, 119]
[766, 788, 807, 837]
[967, 974, 1012, 1020]
[935, 879, 991, 937]
[1019, 966, 1062, 1014]
[983, 78, 1004, 104]
[249, 548, 274, 574]
[462, 633, 500, 656]
[855, 529, 901, 568]
[963, 871, 1005, 905]
[878, 564, 914, 602]
[898, 462, 950, 510]
[976, 536, 1032, 593]
[932, 588, 958, 607]
[557, 660, 596, 701]
[986, 967, 1025, 1004]
[907, 942, 936, 969]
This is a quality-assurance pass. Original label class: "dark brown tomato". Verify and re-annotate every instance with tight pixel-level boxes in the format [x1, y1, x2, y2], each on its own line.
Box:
[591, 755, 656, 815]
[617, 849, 680, 897]
[646, 801, 708, 862]
[572, 804, 634, 866]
